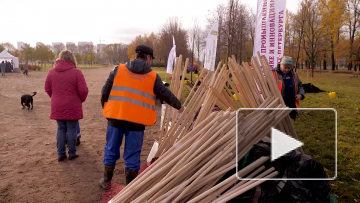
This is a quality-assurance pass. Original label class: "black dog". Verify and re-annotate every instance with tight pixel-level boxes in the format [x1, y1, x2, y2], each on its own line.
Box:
[21, 92, 37, 110]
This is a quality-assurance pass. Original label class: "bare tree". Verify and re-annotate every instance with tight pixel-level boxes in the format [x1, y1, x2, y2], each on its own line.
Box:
[66, 43, 77, 53]
[157, 18, 190, 63]
[195, 26, 205, 65]
[206, 0, 253, 64]
[249, 9, 256, 46]
[292, 2, 307, 70]
[1, 42, 16, 53]
[233, 2, 251, 63]
[346, 0, 360, 70]
[53, 43, 65, 57]
[104, 43, 129, 64]
[301, 0, 324, 76]
[188, 20, 201, 64]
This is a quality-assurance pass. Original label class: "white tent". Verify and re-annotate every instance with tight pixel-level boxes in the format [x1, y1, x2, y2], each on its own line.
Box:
[0, 50, 19, 70]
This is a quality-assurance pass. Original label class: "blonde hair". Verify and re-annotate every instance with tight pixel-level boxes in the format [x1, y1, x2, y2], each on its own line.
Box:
[58, 50, 77, 66]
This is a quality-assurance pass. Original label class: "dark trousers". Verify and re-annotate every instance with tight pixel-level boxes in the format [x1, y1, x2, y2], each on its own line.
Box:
[57, 120, 79, 157]
[23, 70, 28, 75]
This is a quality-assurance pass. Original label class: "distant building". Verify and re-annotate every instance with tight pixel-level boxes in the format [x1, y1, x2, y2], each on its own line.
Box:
[78, 41, 92, 47]
[66, 42, 76, 47]
[77, 41, 94, 54]
[17, 41, 25, 50]
[66, 42, 77, 53]
[52, 42, 62, 47]
[52, 42, 63, 52]
[97, 44, 106, 56]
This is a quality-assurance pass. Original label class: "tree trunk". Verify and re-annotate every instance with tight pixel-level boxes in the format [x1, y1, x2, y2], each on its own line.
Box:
[331, 39, 335, 70]
[320, 61, 322, 74]
[295, 31, 303, 69]
[311, 59, 315, 77]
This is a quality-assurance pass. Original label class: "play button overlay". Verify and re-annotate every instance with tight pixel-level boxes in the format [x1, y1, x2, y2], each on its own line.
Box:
[271, 127, 304, 162]
[237, 108, 337, 180]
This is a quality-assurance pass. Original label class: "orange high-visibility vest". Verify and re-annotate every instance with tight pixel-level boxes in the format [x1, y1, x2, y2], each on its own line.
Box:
[103, 64, 157, 126]
[273, 71, 299, 108]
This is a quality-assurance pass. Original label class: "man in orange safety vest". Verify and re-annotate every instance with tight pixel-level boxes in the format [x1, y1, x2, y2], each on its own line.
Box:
[100, 45, 184, 188]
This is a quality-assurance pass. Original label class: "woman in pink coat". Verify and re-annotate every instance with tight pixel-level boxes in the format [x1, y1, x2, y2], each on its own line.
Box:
[45, 50, 89, 162]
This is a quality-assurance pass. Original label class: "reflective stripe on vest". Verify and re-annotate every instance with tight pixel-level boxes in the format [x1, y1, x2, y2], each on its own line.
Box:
[111, 86, 156, 101]
[108, 95, 155, 110]
[103, 64, 157, 126]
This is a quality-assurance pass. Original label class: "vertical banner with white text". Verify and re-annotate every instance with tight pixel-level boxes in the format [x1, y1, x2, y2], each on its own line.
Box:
[204, 21, 219, 71]
[253, 0, 287, 69]
[166, 45, 176, 74]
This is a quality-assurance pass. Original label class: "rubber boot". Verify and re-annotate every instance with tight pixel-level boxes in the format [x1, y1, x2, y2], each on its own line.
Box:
[99, 164, 115, 189]
[125, 168, 139, 185]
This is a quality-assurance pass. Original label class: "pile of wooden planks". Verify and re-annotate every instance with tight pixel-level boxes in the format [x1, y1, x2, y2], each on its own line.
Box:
[109, 54, 302, 202]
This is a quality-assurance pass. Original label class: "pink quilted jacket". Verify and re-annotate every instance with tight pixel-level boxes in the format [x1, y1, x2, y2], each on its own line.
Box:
[45, 60, 88, 120]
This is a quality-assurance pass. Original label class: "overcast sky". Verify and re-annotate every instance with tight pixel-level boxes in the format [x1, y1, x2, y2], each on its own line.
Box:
[2, 0, 299, 48]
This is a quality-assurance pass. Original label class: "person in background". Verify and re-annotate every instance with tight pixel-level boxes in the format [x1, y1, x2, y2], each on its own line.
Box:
[0, 61, 6, 76]
[23, 60, 29, 75]
[45, 50, 89, 162]
[6, 60, 11, 72]
[273, 56, 305, 120]
[11, 60, 14, 72]
[99, 45, 184, 188]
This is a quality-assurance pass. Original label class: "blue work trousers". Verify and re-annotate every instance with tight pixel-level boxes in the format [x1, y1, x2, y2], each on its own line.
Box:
[103, 125, 144, 171]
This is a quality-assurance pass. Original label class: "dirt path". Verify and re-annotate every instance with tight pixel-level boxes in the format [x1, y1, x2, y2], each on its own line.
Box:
[0, 68, 161, 202]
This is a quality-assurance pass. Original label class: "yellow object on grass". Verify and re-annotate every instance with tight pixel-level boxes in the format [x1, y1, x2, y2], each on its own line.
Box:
[233, 94, 239, 100]
[328, 92, 336, 98]
[184, 80, 188, 84]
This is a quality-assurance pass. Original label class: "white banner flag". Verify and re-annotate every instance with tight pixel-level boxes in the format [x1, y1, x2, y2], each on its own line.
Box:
[253, 0, 287, 69]
[173, 36, 176, 47]
[166, 45, 176, 74]
[204, 21, 219, 71]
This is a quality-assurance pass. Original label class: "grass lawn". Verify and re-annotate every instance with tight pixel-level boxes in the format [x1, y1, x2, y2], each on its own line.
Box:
[153, 67, 198, 103]
[295, 71, 360, 202]
[152, 67, 198, 82]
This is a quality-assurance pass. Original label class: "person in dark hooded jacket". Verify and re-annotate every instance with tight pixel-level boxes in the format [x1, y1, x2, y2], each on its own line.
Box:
[99, 45, 184, 188]
[272, 56, 305, 120]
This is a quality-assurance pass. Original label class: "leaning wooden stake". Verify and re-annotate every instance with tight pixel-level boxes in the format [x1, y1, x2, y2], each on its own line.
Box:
[109, 55, 307, 203]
